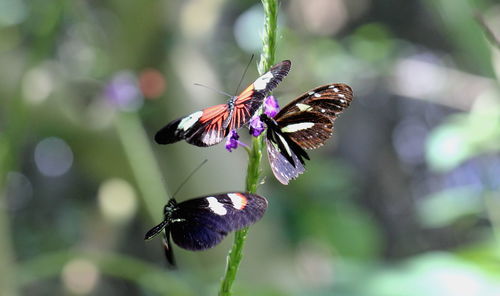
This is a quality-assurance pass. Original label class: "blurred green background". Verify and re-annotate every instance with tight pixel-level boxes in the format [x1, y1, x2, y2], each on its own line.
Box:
[1, 0, 500, 295]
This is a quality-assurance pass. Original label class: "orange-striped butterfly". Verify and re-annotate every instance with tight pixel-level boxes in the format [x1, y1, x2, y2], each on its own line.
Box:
[155, 60, 291, 147]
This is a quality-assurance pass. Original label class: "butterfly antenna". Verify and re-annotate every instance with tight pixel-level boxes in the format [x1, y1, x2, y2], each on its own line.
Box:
[171, 159, 208, 199]
[193, 83, 233, 98]
[233, 54, 254, 95]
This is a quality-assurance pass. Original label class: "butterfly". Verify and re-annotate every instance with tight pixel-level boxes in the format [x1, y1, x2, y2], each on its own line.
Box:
[144, 192, 268, 267]
[154, 60, 291, 147]
[260, 83, 353, 184]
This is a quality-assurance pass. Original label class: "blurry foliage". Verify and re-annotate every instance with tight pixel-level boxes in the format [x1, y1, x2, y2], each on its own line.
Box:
[1, 0, 500, 295]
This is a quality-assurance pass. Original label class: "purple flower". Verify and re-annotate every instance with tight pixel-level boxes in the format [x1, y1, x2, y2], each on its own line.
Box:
[225, 130, 248, 152]
[105, 71, 143, 111]
[264, 95, 279, 118]
[249, 114, 265, 137]
[248, 96, 280, 137]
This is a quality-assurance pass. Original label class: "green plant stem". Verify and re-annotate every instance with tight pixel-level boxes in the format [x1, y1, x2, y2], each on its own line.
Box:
[258, 0, 278, 77]
[114, 112, 169, 221]
[219, 0, 278, 295]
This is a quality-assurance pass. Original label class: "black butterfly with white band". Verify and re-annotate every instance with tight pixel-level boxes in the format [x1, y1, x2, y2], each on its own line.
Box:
[144, 192, 268, 267]
[261, 83, 353, 184]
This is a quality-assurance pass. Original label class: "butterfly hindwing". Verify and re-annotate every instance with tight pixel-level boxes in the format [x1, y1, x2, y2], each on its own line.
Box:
[162, 232, 176, 267]
[155, 60, 291, 147]
[262, 114, 309, 185]
[266, 137, 305, 185]
[169, 193, 267, 250]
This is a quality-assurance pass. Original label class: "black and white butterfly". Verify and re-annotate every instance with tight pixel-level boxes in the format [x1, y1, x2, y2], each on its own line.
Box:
[154, 61, 291, 147]
[144, 192, 268, 266]
[260, 83, 353, 184]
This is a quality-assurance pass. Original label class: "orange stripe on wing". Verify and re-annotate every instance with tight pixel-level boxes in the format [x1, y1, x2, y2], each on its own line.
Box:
[199, 104, 228, 123]
[235, 85, 255, 103]
[228, 193, 248, 210]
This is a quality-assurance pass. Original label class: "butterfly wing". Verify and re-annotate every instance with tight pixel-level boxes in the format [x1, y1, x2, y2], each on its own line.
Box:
[154, 104, 229, 147]
[261, 83, 353, 183]
[275, 83, 353, 119]
[155, 60, 291, 147]
[228, 60, 291, 131]
[263, 115, 309, 185]
[169, 193, 268, 251]
[276, 111, 334, 150]
[162, 231, 176, 268]
[273, 83, 353, 149]
[266, 136, 306, 185]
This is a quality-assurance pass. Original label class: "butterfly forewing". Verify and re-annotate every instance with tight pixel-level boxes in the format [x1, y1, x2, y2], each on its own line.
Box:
[154, 104, 229, 147]
[155, 60, 291, 147]
[274, 83, 352, 150]
[277, 111, 334, 150]
[168, 193, 268, 251]
[275, 83, 353, 120]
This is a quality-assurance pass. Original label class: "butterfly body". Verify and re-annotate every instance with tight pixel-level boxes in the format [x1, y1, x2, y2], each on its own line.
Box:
[155, 60, 291, 147]
[145, 192, 268, 266]
[263, 83, 353, 184]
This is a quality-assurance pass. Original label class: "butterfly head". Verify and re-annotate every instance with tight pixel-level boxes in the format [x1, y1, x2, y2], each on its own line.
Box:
[144, 199, 178, 241]
[259, 113, 278, 129]
[163, 198, 178, 218]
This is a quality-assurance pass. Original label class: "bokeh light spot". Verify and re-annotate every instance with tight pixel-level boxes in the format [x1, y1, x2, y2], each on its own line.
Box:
[234, 5, 265, 52]
[393, 119, 428, 165]
[34, 137, 74, 177]
[291, 0, 348, 36]
[98, 178, 138, 224]
[180, 0, 222, 38]
[417, 186, 483, 228]
[0, 0, 27, 26]
[426, 125, 468, 171]
[104, 71, 143, 112]
[61, 258, 99, 295]
[22, 66, 54, 104]
[138, 68, 166, 99]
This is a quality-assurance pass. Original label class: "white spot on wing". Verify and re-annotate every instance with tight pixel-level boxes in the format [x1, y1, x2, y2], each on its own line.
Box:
[228, 193, 247, 210]
[308, 91, 315, 95]
[206, 197, 227, 215]
[202, 129, 220, 145]
[296, 103, 312, 111]
[253, 72, 274, 90]
[178, 111, 203, 131]
[281, 122, 315, 132]
[314, 93, 321, 97]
